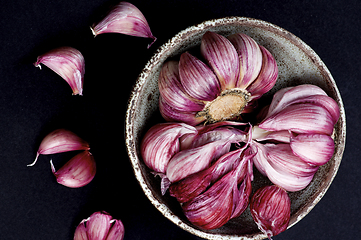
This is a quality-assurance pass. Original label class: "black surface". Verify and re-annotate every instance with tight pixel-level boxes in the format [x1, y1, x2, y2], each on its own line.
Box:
[0, 0, 359, 239]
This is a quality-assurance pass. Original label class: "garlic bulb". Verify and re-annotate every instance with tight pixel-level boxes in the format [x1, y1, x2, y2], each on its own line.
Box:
[158, 31, 278, 125]
[34, 47, 85, 95]
[74, 211, 124, 240]
[250, 185, 290, 239]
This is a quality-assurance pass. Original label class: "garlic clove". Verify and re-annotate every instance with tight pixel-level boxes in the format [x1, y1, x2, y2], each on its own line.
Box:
[245, 46, 278, 99]
[227, 33, 263, 89]
[91, 1, 156, 48]
[290, 133, 335, 166]
[265, 84, 339, 123]
[105, 219, 125, 240]
[34, 46, 85, 95]
[74, 220, 88, 240]
[179, 52, 221, 101]
[159, 96, 205, 126]
[158, 61, 205, 113]
[259, 103, 335, 135]
[74, 211, 124, 240]
[251, 142, 318, 191]
[200, 31, 240, 90]
[51, 150, 96, 188]
[250, 185, 291, 239]
[140, 122, 197, 173]
[282, 94, 340, 125]
[28, 129, 90, 167]
[166, 140, 231, 182]
[266, 84, 327, 118]
[86, 211, 113, 240]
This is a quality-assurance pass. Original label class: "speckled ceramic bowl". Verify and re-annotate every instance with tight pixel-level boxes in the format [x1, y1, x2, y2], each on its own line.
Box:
[125, 17, 346, 239]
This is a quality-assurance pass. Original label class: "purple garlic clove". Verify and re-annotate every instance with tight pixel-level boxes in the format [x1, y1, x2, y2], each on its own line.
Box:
[250, 185, 291, 239]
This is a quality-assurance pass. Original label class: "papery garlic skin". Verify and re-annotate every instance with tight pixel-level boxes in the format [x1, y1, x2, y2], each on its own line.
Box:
[34, 47, 85, 95]
[28, 129, 90, 167]
[74, 211, 124, 240]
[182, 149, 253, 230]
[91, 1, 156, 48]
[158, 31, 278, 125]
[140, 122, 197, 173]
[250, 185, 291, 239]
[51, 150, 96, 188]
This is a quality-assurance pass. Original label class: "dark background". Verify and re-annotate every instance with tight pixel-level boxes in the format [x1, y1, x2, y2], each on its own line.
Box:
[0, 0, 359, 239]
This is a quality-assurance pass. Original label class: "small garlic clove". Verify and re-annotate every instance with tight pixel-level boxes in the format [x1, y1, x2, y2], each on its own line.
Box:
[179, 52, 221, 101]
[227, 33, 263, 89]
[34, 46, 85, 95]
[159, 95, 205, 126]
[74, 220, 88, 240]
[290, 133, 335, 166]
[74, 211, 125, 240]
[91, 1, 156, 48]
[28, 129, 90, 167]
[86, 211, 113, 240]
[246, 46, 278, 99]
[51, 150, 96, 188]
[140, 122, 198, 173]
[250, 185, 291, 239]
[166, 140, 231, 182]
[266, 84, 327, 118]
[259, 103, 335, 135]
[201, 31, 240, 90]
[106, 219, 125, 240]
[158, 61, 205, 113]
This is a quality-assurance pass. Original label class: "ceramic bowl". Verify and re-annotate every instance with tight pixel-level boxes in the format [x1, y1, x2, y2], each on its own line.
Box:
[125, 17, 346, 239]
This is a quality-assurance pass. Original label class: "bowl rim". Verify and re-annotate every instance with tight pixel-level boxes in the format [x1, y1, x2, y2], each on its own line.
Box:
[125, 16, 346, 240]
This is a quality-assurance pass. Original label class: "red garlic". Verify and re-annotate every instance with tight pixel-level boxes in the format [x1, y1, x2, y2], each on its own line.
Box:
[74, 211, 124, 240]
[28, 129, 90, 167]
[91, 1, 156, 48]
[51, 150, 96, 188]
[34, 47, 85, 95]
[250, 185, 291, 239]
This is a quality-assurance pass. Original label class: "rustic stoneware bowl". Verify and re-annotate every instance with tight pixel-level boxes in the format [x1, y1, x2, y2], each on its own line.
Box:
[125, 17, 346, 239]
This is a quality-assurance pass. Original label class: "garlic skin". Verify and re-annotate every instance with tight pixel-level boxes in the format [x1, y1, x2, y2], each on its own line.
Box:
[51, 150, 96, 188]
[28, 129, 90, 167]
[158, 31, 278, 125]
[182, 149, 253, 230]
[34, 47, 85, 95]
[250, 185, 291, 239]
[91, 1, 156, 48]
[140, 122, 197, 173]
[74, 211, 124, 240]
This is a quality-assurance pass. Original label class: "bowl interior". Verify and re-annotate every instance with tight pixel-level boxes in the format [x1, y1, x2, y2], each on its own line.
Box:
[125, 17, 346, 240]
